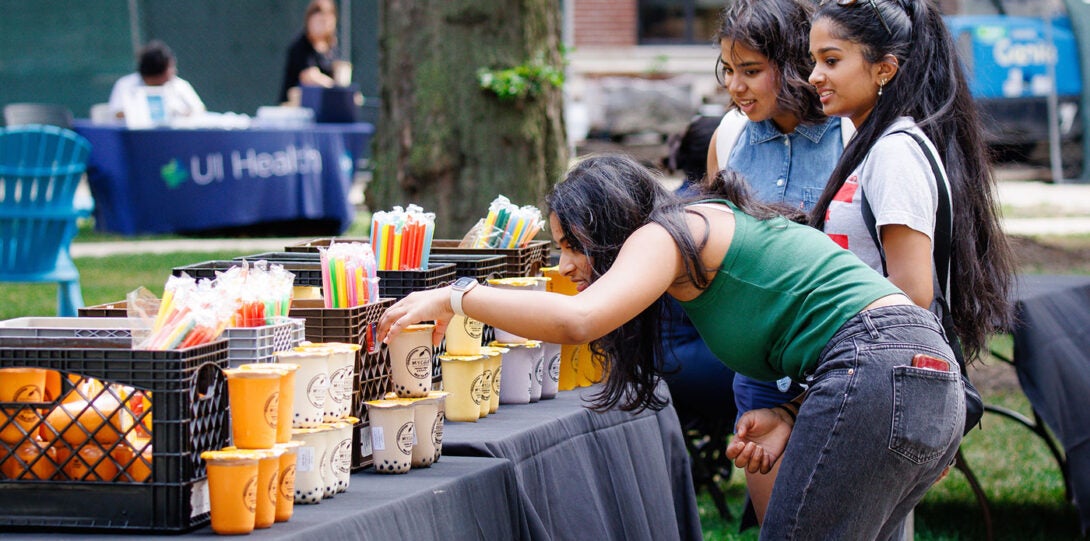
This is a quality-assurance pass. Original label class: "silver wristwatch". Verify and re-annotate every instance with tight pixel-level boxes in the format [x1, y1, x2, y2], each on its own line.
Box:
[449, 277, 478, 317]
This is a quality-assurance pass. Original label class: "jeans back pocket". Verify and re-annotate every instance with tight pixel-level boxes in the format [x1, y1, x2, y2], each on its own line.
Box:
[889, 366, 963, 464]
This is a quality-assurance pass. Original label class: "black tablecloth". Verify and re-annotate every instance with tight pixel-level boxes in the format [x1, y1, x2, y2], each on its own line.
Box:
[1010, 274, 1090, 533]
[443, 384, 702, 541]
[4, 456, 524, 540]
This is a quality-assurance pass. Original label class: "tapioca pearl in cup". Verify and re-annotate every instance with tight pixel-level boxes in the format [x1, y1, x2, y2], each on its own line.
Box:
[330, 418, 355, 492]
[274, 440, 303, 522]
[480, 346, 508, 414]
[276, 349, 331, 429]
[291, 426, 334, 504]
[364, 398, 416, 474]
[407, 397, 439, 468]
[201, 449, 260, 535]
[387, 324, 436, 398]
[436, 354, 485, 422]
[296, 342, 359, 422]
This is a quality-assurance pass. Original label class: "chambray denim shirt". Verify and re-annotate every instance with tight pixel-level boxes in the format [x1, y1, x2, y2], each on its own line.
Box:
[727, 116, 844, 212]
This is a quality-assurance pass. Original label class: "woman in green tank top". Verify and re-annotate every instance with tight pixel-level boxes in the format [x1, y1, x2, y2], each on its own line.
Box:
[379, 154, 963, 539]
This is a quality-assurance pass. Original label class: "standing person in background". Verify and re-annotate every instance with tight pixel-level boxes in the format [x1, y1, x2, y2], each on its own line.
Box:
[804, 0, 1013, 364]
[698, 0, 851, 526]
[279, 0, 341, 104]
[107, 40, 205, 119]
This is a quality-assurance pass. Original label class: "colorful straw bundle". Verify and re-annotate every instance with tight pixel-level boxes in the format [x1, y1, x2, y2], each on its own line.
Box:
[370, 204, 435, 271]
[319, 241, 380, 308]
[473, 195, 544, 249]
[139, 261, 296, 350]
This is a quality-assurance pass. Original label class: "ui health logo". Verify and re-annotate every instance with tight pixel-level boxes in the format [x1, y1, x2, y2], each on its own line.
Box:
[160, 144, 325, 188]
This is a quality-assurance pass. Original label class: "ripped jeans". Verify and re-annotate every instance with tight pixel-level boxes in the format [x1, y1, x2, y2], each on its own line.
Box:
[761, 304, 964, 541]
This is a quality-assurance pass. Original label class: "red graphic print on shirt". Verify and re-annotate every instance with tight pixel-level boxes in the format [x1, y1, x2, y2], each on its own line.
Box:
[826, 176, 860, 250]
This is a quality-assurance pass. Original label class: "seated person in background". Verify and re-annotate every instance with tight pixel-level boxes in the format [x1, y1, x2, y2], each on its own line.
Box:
[279, 0, 342, 105]
[107, 40, 206, 119]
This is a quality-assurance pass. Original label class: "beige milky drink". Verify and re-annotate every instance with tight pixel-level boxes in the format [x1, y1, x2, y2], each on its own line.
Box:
[492, 341, 541, 405]
[387, 324, 435, 398]
[444, 314, 484, 356]
[480, 346, 507, 414]
[540, 342, 561, 399]
[364, 398, 416, 474]
[296, 342, 360, 422]
[291, 426, 335, 504]
[408, 396, 440, 468]
[330, 417, 356, 493]
[276, 349, 331, 428]
[425, 391, 449, 463]
[437, 353, 485, 422]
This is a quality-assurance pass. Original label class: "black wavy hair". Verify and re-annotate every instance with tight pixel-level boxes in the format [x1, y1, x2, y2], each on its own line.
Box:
[717, 0, 826, 126]
[807, 0, 1014, 361]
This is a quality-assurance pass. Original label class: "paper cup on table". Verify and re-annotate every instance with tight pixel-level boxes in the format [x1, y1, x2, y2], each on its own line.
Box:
[408, 396, 440, 468]
[425, 391, 449, 463]
[316, 423, 341, 499]
[201, 449, 260, 535]
[492, 341, 541, 405]
[364, 398, 416, 474]
[444, 314, 484, 356]
[476, 355, 493, 419]
[437, 353, 485, 422]
[223, 446, 283, 529]
[274, 440, 303, 522]
[480, 346, 507, 414]
[240, 362, 298, 443]
[296, 342, 359, 421]
[529, 344, 545, 403]
[224, 368, 281, 449]
[485, 277, 545, 343]
[541, 342, 561, 399]
[387, 324, 435, 398]
[276, 349, 330, 428]
[0, 367, 47, 445]
[291, 426, 334, 504]
[329, 417, 355, 493]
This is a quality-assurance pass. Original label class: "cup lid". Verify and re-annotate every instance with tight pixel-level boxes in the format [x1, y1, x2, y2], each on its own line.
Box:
[437, 353, 485, 361]
[223, 367, 283, 379]
[200, 449, 259, 464]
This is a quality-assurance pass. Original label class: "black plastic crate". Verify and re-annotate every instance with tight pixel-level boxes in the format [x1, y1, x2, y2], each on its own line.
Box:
[429, 253, 506, 282]
[287, 238, 551, 278]
[430, 239, 551, 278]
[287, 298, 392, 470]
[172, 260, 324, 288]
[0, 339, 229, 533]
[377, 262, 456, 301]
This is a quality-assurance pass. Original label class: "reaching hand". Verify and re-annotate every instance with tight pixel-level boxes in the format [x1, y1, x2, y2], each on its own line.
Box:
[726, 407, 794, 474]
[377, 286, 453, 347]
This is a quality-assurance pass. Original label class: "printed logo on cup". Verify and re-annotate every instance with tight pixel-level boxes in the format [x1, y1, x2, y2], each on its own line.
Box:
[280, 464, 297, 500]
[534, 359, 544, 384]
[264, 392, 280, 429]
[463, 318, 484, 339]
[243, 475, 259, 513]
[471, 373, 485, 405]
[479, 369, 492, 401]
[267, 470, 280, 505]
[334, 439, 352, 474]
[432, 415, 443, 447]
[396, 422, 415, 456]
[406, 346, 433, 379]
[306, 374, 330, 407]
[330, 367, 350, 402]
[14, 385, 42, 423]
[492, 366, 502, 394]
[548, 353, 561, 383]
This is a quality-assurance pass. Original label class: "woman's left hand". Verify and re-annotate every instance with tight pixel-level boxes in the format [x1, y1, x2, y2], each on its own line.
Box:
[726, 407, 793, 474]
[377, 286, 453, 346]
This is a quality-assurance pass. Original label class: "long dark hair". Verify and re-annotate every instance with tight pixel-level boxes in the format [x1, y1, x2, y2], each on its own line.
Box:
[546, 155, 793, 412]
[807, 0, 1014, 361]
[717, 0, 825, 126]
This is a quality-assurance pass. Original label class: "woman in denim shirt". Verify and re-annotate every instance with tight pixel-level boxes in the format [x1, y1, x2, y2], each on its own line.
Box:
[699, 0, 851, 525]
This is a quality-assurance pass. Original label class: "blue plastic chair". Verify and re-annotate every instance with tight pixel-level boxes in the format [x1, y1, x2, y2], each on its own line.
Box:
[0, 124, 92, 316]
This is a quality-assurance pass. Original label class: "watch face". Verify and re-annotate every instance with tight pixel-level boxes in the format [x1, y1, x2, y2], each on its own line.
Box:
[454, 277, 477, 290]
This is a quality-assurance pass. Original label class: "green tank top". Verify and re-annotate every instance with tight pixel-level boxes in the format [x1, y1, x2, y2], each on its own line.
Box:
[678, 202, 900, 381]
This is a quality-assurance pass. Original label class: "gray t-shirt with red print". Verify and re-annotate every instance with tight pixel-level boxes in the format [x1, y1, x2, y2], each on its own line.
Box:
[822, 116, 940, 272]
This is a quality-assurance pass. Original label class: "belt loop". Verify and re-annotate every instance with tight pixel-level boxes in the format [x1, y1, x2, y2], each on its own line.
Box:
[862, 310, 880, 339]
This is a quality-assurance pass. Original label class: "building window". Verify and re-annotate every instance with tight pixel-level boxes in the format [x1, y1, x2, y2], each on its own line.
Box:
[638, 0, 722, 45]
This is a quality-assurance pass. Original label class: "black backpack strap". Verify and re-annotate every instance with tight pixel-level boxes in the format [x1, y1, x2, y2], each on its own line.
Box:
[858, 130, 953, 299]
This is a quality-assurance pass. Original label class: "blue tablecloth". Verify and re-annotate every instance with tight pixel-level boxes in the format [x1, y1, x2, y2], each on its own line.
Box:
[74, 121, 373, 235]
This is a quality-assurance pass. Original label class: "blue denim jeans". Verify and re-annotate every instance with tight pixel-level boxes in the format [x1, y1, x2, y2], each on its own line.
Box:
[761, 305, 964, 541]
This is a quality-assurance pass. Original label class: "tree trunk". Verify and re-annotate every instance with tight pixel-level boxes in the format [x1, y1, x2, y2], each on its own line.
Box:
[370, 0, 568, 240]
